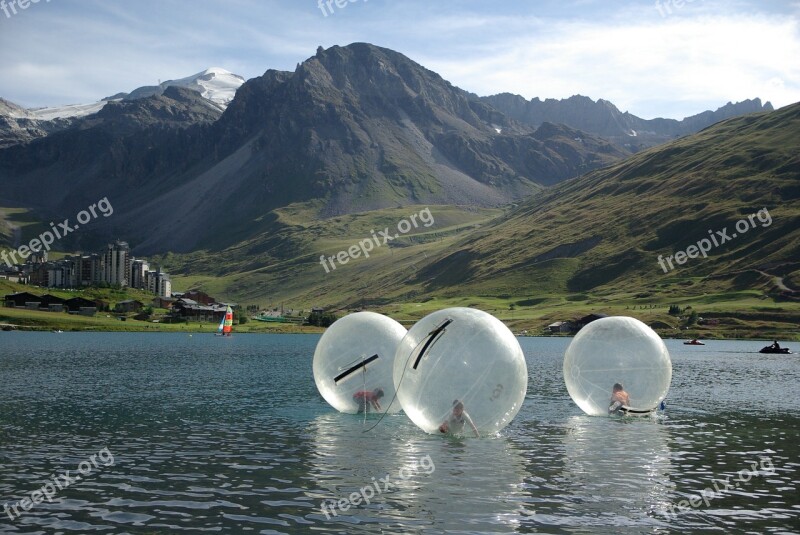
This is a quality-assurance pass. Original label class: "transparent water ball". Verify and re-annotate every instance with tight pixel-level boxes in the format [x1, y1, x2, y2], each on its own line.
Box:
[392, 307, 528, 436]
[313, 311, 407, 414]
[563, 316, 672, 416]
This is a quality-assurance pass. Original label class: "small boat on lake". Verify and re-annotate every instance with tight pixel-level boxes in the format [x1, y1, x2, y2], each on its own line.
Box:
[684, 339, 705, 345]
[759, 345, 792, 354]
[215, 306, 233, 337]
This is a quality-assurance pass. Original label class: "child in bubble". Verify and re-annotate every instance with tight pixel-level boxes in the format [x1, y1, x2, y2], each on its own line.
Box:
[439, 399, 480, 437]
[608, 383, 631, 414]
[353, 387, 384, 413]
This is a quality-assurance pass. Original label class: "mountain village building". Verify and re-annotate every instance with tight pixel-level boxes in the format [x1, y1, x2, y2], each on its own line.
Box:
[7, 240, 171, 297]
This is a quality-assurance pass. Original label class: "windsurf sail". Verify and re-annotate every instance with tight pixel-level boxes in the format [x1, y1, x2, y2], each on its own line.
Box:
[223, 305, 233, 336]
[217, 306, 233, 336]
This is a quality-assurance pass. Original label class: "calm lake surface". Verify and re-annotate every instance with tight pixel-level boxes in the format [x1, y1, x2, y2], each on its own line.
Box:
[1, 333, 798, 534]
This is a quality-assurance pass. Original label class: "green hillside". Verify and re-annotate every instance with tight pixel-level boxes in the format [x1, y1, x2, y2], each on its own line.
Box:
[157, 104, 800, 339]
[158, 204, 501, 305]
[416, 102, 800, 299]
[4, 104, 799, 338]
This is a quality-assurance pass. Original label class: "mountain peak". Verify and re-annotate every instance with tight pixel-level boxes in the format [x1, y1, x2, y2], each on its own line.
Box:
[0, 97, 30, 119]
[201, 67, 236, 76]
[4, 67, 246, 123]
[482, 93, 775, 151]
[127, 67, 245, 106]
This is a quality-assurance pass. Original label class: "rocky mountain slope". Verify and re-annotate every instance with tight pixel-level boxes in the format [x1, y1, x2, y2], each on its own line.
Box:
[0, 43, 625, 253]
[410, 102, 799, 299]
[482, 94, 773, 152]
[0, 68, 245, 148]
[0, 98, 77, 148]
[149, 102, 799, 318]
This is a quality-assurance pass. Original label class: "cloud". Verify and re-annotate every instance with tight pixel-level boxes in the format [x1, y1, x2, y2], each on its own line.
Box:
[414, 13, 800, 118]
[0, 0, 797, 119]
[0, 0, 318, 106]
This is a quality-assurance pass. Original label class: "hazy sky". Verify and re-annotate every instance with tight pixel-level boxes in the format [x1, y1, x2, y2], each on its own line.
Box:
[1, 0, 798, 119]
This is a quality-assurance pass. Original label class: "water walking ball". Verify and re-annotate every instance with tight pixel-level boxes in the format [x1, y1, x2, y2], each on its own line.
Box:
[313, 311, 407, 414]
[563, 316, 672, 416]
[392, 307, 528, 436]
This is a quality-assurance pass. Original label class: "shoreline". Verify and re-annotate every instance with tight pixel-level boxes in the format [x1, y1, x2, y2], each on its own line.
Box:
[3, 289, 798, 340]
[1, 323, 797, 342]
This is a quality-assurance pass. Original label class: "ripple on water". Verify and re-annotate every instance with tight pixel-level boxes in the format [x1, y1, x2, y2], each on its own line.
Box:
[0, 333, 798, 533]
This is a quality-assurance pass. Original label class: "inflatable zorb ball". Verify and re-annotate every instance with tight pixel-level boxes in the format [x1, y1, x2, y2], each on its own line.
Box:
[313, 312, 407, 414]
[393, 308, 528, 436]
[563, 316, 672, 416]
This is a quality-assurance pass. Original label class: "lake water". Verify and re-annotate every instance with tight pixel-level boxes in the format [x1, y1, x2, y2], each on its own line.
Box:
[1, 333, 798, 534]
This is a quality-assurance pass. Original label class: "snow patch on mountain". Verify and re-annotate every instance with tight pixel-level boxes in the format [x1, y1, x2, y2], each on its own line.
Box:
[165, 67, 245, 106]
[29, 101, 110, 121]
[16, 68, 245, 120]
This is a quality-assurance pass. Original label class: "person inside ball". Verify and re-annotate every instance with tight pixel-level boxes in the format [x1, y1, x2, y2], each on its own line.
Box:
[609, 383, 631, 414]
[439, 399, 480, 437]
[352, 387, 384, 413]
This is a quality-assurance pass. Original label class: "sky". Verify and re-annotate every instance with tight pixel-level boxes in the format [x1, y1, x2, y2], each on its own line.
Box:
[0, 0, 798, 119]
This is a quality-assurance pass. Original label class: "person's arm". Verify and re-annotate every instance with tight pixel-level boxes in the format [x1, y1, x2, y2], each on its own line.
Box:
[464, 412, 480, 438]
[372, 399, 381, 411]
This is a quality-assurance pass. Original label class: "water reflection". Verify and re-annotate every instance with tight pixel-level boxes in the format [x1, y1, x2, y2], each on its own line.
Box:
[2, 334, 799, 533]
[304, 412, 531, 531]
[530, 415, 674, 530]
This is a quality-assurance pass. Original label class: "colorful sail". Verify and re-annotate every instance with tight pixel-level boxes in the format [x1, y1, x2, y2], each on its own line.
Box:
[223, 305, 233, 336]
